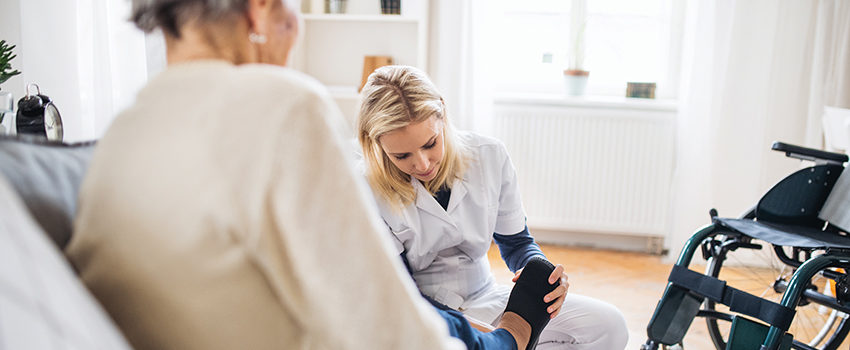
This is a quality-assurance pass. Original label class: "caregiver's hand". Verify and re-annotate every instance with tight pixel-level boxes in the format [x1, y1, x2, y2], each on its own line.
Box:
[512, 263, 570, 318]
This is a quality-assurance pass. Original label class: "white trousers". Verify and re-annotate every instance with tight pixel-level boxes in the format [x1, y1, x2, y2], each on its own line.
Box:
[469, 285, 629, 350]
[534, 293, 629, 349]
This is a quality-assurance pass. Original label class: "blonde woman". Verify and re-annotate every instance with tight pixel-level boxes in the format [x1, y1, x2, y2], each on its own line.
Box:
[358, 65, 629, 350]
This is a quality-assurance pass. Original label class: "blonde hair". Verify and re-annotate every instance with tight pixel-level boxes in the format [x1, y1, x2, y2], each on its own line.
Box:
[357, 65, 468, 208]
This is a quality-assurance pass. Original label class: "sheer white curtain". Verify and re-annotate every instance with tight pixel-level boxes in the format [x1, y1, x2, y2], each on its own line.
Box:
[806, 0, 850, 146]
[666, 0, 850, 259]
[428, 0, 497, 135]
[8, 0, 147, 142]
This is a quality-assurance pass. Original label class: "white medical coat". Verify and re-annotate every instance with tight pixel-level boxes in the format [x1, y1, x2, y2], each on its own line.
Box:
[375, 132, 528, 324]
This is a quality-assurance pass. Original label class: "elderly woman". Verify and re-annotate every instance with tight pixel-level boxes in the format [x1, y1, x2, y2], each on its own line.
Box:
[357, 65, 630, 349]
[64, 0, 503, 349]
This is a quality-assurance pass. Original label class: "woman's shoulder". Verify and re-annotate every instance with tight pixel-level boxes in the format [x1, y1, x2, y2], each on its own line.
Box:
[237, 64, 328, 99]
[236, 64, 352, 137]
[457, 131, 509, 159]
[352, 148, 368, 176]
[154, 61, 325, 99]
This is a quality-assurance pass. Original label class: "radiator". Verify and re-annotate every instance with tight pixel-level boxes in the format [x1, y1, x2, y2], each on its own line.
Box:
[492, 99, 676, 237]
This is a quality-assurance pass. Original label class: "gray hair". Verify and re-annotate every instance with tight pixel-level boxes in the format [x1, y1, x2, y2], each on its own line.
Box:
[131, 0, 250, 37]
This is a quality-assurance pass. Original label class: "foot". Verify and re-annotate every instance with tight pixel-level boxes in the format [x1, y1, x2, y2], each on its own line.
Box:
[504, 257, 559, 350]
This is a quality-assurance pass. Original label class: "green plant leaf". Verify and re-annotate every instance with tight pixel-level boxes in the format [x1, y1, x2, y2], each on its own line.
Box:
[0, 39, 21, 89]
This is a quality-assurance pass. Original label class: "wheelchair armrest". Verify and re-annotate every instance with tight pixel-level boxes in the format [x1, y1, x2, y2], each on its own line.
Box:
[771, 141, 848, 164]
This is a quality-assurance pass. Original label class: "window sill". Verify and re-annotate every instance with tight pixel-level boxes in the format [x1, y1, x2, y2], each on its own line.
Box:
[494, 93, 678, 112]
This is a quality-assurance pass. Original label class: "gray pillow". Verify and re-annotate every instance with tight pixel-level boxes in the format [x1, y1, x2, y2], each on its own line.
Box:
[0, 135, 95, 248]
[0, 174, 132, 350]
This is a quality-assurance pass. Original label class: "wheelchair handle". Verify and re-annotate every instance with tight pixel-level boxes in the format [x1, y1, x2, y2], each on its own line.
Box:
[771, 141, 848, 164]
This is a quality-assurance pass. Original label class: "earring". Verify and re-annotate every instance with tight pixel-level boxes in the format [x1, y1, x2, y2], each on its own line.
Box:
[249, 32, 267, 44]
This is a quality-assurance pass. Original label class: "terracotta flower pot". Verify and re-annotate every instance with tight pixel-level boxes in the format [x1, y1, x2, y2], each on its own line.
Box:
[563, 70, 590, 96]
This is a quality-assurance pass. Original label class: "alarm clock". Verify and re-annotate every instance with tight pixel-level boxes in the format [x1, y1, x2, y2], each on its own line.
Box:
[16, 83, 63, 141]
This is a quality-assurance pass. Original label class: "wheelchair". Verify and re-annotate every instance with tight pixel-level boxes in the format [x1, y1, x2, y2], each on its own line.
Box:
[642, 142, 850, 350]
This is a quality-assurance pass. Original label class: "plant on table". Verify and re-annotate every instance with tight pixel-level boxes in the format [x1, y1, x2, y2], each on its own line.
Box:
[563, 0, 589, 95]
[0, 40, 20, 124]
[0, 40, 21, 89]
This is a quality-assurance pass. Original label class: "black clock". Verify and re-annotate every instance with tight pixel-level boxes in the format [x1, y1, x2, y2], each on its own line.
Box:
[16, 83, 63, 141]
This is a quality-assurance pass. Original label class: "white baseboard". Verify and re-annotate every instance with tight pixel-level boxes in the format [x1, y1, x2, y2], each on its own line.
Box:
[530, 228, 668, 255]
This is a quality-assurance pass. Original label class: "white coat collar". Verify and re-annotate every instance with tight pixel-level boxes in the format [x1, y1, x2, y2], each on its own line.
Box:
[411, 177, 467, 225]
[446, 178, 468, 213]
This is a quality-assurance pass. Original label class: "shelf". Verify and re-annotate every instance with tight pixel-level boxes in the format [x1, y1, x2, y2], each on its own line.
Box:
[293, 20, 421, 87]
[294, 0, 429, 128]
[302, 14, 420, 23]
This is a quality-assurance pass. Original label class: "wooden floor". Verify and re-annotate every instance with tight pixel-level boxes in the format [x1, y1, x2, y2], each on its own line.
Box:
[486, 244, 850, 350]
[487, 243, 715, 349]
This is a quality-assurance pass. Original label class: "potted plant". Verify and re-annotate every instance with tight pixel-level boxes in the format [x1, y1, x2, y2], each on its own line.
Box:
[563, 0, 589, 96]
[0, 40, 21, 131]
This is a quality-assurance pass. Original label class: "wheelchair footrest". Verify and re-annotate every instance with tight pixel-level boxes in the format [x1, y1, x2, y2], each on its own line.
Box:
[727, 315, 792, 350]
[646, 284, 703, 345]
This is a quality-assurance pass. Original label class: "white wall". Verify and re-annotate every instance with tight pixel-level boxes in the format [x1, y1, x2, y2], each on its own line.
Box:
[22, 0, 89, 140]
[0, 0, 90, 140]
[0, 0, 148, 142]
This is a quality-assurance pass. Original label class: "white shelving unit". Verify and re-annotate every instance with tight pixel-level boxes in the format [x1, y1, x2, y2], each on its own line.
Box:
[291, 0, 429, 128]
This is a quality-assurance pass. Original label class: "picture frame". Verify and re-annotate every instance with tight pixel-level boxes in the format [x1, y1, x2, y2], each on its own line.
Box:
[626, 82, 656, 99]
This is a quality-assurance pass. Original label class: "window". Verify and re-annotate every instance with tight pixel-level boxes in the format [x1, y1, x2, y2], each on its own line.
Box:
[492, 0, 682, 99]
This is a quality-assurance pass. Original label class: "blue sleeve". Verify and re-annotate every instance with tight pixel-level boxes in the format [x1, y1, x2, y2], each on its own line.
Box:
[493, 225, 546, 273]
[416, 261, 518, 349]
[429, 300, 517, 350]
[400, 253, 414, 276]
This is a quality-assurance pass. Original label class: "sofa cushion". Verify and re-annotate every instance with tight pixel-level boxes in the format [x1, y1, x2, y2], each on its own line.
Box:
[0, 174, 132, 349]
[0, 135, 95, 248]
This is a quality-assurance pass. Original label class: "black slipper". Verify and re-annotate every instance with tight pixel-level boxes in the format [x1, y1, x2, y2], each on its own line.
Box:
[504, 256, 559, 350]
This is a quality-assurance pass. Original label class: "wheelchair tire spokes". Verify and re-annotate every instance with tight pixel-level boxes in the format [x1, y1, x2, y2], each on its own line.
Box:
[702, 239, 850, 350]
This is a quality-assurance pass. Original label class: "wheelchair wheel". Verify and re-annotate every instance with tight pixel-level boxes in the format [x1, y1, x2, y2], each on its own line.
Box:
[703, 243, 850, 350]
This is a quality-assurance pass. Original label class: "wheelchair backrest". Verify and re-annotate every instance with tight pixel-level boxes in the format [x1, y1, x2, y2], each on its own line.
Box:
[756, 164, 843, 227]
[819, 164, 850, 232]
